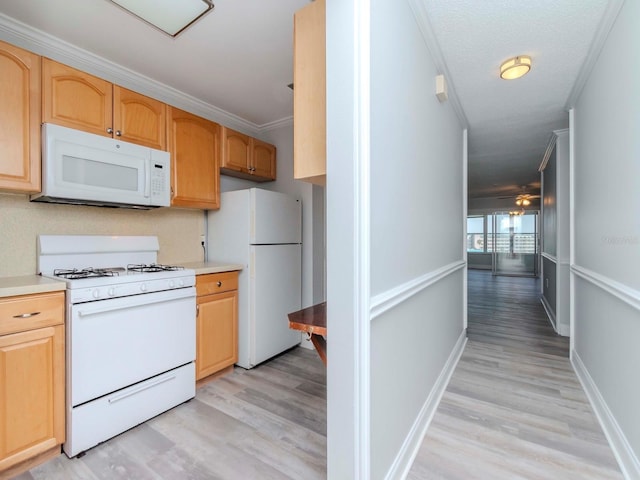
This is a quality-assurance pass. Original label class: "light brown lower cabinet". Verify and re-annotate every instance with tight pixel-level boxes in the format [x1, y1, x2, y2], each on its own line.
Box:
[0, 291, 65, 474]
[195, 272, 239, 381]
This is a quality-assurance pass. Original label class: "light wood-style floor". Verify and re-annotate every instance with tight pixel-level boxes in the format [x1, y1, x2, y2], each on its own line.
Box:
[14, 348, 327, 480]
[408, 270, 623, 479]
[15, 270, 623, 479]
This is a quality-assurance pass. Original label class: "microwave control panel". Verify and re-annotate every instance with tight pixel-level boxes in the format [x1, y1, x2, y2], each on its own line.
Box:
[151, 165, 165, 195]
[150, 151, 171, 206]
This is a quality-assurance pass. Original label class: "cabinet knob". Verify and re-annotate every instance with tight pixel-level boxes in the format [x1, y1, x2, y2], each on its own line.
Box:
[196, 304, 199, 317]
[106, 127, 113, 134]
[115, 130, 122, 137]
[216, 281, 222, 287]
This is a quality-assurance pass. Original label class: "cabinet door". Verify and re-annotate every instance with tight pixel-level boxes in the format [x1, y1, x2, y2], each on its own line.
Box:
[252, 139, 276, 181]
[167, 107, 220, 210]
[113, 86, 166, 150]
[0, 325, 65, 470]
[0, 40, 41, 193]
[293, 0, 326, 185]
[196, 290, 238, 380]
[221, 127, 251, 174]
[42, 58, 113, 137]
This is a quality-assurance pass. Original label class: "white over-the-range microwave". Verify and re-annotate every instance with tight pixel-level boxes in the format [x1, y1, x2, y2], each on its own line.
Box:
[31, 123, 170, 209]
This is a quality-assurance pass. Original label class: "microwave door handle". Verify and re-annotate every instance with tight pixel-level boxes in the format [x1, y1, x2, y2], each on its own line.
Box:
[144, 161, 150, 198]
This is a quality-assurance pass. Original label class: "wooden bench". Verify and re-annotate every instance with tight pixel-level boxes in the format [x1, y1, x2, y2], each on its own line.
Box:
[288, 302, 326, 365]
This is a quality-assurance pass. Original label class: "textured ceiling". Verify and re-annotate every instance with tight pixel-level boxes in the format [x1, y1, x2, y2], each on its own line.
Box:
[0, 0, 611, 201]
[0, 0, 308, 126]
[422, 0, 609, 199]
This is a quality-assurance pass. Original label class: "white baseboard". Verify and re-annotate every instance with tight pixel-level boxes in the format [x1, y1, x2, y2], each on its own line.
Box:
[557, 323, 570, 336]
[571, 350, 640, 479]
[385, 330, 467, 480]
[540, 296, 557, 331]
[540, 296, 571, 337]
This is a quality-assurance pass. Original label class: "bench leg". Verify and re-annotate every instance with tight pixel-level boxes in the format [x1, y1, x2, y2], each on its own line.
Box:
[310, 334, 327, 366]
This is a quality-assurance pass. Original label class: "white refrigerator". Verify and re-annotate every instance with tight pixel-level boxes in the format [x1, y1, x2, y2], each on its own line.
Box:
[207, 188, 302, 369]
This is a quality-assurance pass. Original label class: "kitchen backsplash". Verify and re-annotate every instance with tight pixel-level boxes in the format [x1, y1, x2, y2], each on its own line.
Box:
[0, 193, 204, 277]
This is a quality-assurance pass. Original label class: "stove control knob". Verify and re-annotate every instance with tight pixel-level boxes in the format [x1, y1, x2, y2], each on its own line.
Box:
[140, 284, 147, 292]
[179, 279, 185, 287]
[108, 288, 115, 297]
[169, 280, 175, 288]
[92, 290, 99, 299]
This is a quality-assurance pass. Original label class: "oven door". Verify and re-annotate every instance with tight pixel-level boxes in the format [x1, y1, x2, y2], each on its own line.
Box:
[69, 287, 195, 407]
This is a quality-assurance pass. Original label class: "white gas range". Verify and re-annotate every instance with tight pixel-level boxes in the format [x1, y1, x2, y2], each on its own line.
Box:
[38, 235, 196, 458]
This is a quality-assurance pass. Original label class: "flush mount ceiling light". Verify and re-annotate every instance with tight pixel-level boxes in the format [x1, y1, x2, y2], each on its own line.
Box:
[500, 55, 532, 80]
[110, 0, 214, 37]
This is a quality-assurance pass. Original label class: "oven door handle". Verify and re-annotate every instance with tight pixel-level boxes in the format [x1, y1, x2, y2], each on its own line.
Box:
[108, 373, 177, 404]
[76, 288, 195, 318]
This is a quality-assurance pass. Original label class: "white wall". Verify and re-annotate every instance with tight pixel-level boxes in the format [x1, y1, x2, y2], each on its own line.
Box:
[218, 123, 325, 350]
[555, 131, 570, 336]
[540, 130, 570, 336]
[326, 0, 465, 477]
[572, 0, 640, 476]
[219, 123, 325, 309]
[261, 124, 325, 308]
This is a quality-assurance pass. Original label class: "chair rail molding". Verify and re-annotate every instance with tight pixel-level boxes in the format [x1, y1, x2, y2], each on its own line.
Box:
[370, 260, 466, 320]
[571, 264, 640, 312]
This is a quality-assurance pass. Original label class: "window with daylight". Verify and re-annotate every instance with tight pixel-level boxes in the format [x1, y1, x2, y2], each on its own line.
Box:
[466, 215, 494, 253]
[467, 216, 484, 252]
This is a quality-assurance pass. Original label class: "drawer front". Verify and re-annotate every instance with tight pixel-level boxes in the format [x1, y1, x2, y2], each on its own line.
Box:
[0, 292, 64, 336]
[65, 363, 195, 458]
[196, 271, 238, 296]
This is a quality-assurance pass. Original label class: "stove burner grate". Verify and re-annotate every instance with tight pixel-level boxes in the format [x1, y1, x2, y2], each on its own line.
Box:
[127, 263, 184, 273]
[54, 268, 120, 279]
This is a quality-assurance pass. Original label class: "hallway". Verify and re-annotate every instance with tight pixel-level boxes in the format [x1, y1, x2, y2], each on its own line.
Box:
[408, 270, 623, 479]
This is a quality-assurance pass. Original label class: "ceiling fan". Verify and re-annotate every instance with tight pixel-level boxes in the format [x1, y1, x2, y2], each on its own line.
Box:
[497, 186, 540, 206]
[514, 193, 538, 206]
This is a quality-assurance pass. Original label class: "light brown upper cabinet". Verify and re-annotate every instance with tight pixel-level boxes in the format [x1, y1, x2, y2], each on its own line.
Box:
[221, 127, 276, 182]
[252, 138, 277, 180]
[293, 0, 326, 185]
[167, 107, 220, 210]
[113, 86, 166, 150]
[0, 40, 41, 193]
[42, 58, 166, 150]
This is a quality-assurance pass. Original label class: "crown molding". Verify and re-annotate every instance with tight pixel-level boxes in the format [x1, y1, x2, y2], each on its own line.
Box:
[258, 115, 293, 133]
[565, 0, 625, 109]
[539, 127, 570, 172]
[539, 132, 558, 172]
[0, 12, 261, 136]
[406, 0, 469, 129]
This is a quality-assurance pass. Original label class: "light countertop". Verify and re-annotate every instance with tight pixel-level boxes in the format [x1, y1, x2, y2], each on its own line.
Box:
[180, 261, 244, 275]
[0, 275, 66, 299]
[0, 262, 242, 299]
